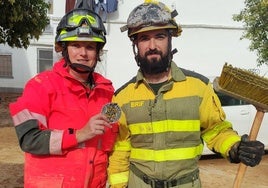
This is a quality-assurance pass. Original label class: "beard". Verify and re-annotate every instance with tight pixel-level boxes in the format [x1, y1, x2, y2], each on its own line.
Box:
[138, 49, 170, 75]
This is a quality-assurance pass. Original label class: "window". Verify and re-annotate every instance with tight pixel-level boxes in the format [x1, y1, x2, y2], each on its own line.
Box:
[0, 54, 12, 78]
[44, 23, 53, 34]
[37, 48, 53, 73]
[215, 91, 248, 106]
[45, 0, 53, 14]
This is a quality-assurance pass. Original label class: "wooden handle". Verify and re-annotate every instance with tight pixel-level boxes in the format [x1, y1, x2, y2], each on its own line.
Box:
[233, 110, 265, 188]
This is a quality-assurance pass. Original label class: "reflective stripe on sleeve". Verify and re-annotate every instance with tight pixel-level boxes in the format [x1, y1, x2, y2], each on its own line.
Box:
[220, 136, 241, 157]
[109, 171, 129, 185]
[114, 140, 131, 151]
[50, 130, 64, 155]
[202, 121, 233, 143]
[12, 109, 47, 128]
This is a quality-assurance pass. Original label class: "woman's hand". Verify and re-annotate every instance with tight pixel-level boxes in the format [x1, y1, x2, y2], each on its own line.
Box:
[76, 113, 111, 143]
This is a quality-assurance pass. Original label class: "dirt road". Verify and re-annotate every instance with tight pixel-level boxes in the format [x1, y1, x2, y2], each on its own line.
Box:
[199, 153, 268, 188]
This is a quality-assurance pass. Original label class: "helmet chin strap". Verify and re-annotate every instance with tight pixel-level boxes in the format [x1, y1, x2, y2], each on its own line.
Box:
[69, 63, 96, 88]
[132, 42, 140, 66]
[62, 44, 96, 88]
[69, 63, 95, 74]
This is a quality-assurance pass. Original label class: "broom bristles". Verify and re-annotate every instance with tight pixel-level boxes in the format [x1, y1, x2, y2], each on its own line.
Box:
[215, 63, 268, 110]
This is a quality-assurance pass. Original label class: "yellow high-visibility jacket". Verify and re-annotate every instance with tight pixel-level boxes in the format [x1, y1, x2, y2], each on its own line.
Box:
[108, 62, 241, 187]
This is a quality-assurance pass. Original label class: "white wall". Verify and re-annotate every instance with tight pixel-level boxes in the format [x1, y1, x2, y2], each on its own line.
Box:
[53, 0, 66, 17]
[103, 0, 267, 89]
[1, 0, 267, 90]
[0, 34, 54, 89]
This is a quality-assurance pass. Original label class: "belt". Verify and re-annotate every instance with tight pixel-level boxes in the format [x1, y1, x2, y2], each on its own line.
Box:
[130, 163, 199, 188]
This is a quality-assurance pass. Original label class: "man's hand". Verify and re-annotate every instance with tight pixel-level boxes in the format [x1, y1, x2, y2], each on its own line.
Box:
[229, 134, 265, 167]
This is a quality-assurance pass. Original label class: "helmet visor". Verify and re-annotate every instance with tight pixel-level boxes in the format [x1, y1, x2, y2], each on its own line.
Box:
[58, 9, 106, 34]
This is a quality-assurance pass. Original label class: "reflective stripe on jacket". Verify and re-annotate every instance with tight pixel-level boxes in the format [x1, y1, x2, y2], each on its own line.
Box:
[9, 59, 118, 188]
[108, 62, 240, 187]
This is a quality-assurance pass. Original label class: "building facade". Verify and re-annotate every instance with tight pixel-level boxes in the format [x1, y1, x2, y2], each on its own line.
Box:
[0, 0, 266, 92]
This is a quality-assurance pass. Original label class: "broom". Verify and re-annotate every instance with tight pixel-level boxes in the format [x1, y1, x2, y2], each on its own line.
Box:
[213, 63, 268, 188]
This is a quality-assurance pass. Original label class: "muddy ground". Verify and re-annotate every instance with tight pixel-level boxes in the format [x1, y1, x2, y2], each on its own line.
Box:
[1, 92, 268, 188]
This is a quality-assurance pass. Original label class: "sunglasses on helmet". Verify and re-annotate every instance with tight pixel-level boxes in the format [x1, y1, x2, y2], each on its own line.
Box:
[57, 8, 106, 35]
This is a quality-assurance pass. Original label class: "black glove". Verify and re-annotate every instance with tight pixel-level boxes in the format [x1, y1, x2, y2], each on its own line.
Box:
[228, 134, 265, 167]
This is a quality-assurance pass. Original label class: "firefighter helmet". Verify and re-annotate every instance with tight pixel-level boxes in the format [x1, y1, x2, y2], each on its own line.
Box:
[120, 0, 182, 38]
[55, 8, 106, 52]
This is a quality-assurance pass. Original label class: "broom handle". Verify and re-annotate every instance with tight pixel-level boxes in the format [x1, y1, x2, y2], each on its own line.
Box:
[233, 110, 265, 188]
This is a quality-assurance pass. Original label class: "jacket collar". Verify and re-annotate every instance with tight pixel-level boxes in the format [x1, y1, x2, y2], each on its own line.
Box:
[53, 58, 113, 92]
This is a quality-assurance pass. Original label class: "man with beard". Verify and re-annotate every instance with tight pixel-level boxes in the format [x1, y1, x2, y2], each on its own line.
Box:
[108, 1, 265, 188]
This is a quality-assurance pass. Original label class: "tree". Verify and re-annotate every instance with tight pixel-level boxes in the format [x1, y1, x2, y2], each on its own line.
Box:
[0, 0, 50, 49]
[233, 0, 268, 66]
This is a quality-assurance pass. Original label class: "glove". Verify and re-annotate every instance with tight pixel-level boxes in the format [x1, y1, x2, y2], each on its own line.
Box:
[228, 134, 265, 167]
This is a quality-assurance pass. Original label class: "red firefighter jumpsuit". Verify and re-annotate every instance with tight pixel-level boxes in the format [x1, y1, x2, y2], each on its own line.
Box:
[9, 59, 118, 188]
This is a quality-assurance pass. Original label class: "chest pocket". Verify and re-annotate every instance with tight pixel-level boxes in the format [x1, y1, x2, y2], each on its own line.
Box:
[165, 96, 201, 120]
[123, 100, 153, 147]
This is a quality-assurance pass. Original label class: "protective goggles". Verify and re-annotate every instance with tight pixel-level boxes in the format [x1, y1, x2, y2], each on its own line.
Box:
[57, 8, 106, 35]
